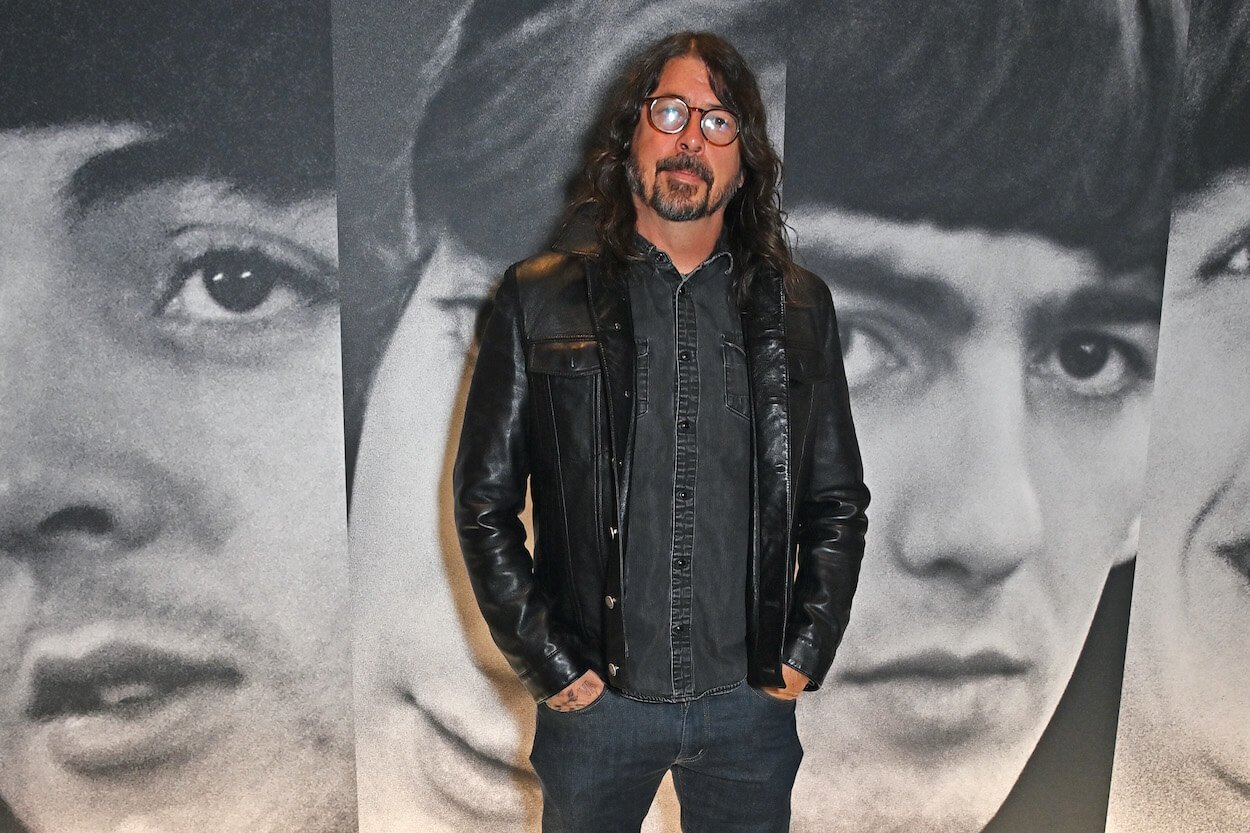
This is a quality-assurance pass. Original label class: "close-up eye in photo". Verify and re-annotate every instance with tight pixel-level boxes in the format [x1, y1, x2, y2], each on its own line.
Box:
[0, 2, 352, 832]
[161, 242, 332, 322]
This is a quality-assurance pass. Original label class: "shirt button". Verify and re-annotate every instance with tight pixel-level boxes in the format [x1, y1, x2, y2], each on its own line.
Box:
[613, 321, 622, 330]
[672, 624, 685, 634]
[605, 595, 616, 609]
[675, 558, 687, 568]
[678, 489, 690, 499]
[678, 419, 690, 430]
[679, 350, 692, 361]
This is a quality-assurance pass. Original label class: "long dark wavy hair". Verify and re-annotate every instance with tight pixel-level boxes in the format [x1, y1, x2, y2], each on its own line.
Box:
[568, 31, 796, 302]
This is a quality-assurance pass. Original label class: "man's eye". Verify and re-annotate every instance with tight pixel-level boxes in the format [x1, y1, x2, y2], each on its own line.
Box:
[1198, 236, 1250, 282]
[1216, 243, 1250, 276]
[840, 322, 904, 390]
[1034, 331, 1147, 398]
[161, 248, 330, 322]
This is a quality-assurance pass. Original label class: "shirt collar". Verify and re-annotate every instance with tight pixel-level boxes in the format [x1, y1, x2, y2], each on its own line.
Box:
[633, 230, 734, 277]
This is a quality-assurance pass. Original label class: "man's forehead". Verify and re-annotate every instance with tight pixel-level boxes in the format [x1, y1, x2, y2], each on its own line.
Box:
[653, 55, 723, 106]
[792, 204, 1134, 300]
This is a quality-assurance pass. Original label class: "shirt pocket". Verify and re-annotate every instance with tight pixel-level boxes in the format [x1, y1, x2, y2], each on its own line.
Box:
[722, 335, 750, 420]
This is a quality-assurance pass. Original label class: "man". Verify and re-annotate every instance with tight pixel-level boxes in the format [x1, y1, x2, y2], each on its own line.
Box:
[779, 2, 1178, 832]
[346, 6, 789, 831]
[454, 31, 869, 832]
[0, 2, 354, 831]
[1107, 1, 1250, 830]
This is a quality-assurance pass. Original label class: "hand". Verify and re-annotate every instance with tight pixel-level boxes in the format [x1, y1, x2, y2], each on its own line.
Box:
[545, 669, 605, 712]
[761, 664, 809, 701]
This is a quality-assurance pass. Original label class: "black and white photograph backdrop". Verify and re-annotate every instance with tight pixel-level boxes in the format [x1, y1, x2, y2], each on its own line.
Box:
[1107, 2, 1250, 830]
[5, 0, 1230, 830]
[0, 2, 353, 831]
[781, 3, 1179, 832]
[339, 1, 1181, 833]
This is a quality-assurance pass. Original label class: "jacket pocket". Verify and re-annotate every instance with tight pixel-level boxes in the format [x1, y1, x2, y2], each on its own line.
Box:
[529, 337, 601, 376]
[786, 343, 827, 384]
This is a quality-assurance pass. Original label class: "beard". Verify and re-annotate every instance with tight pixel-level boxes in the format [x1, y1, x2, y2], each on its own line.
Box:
[627, 152, 739, 221]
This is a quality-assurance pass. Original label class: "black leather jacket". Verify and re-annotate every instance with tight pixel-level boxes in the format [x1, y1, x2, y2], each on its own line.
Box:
[454, 223, 870, 702]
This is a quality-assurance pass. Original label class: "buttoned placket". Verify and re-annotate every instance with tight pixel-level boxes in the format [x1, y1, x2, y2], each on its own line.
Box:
[622, 238, 748, 702]
[669, 261, 699, 696]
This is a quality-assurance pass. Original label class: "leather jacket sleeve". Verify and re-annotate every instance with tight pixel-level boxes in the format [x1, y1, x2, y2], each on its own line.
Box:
[783, 281, 871, 689]
[453, 267, 586, 702]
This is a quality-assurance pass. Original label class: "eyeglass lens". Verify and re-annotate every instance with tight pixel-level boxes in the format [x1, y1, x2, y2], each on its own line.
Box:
[648, 96, 738, 145]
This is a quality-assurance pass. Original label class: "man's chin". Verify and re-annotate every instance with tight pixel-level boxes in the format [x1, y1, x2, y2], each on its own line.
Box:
[792, 758, 1017, 833]
[5, 773, 357, 833]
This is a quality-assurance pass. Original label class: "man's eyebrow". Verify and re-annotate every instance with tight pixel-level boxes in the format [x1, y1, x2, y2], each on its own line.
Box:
[64, 137, 212, 214]
[1028, 285, 1163, 334]
[815, 254, 977, 335]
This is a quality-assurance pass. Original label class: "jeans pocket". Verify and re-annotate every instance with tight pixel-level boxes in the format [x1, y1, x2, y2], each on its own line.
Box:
[745, 682, 796, 708]
[543, 683, 610, 716]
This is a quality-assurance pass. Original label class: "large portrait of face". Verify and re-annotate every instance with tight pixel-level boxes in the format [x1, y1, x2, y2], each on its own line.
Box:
[1107, 3, 1250, 828]
[342, 2, 786, 831]
[781, 2, 1176, 831]
[0, 3, 353, 831]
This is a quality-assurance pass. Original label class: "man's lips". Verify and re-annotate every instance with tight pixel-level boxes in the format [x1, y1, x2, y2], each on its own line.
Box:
[841, 649, 1031, 685]
[25, 644, 242, 720]
[1214, 534, 1250, 582]
[657, 156, 711, 185]
[16, 636, 245, 774]
[406, 693, 537, 822]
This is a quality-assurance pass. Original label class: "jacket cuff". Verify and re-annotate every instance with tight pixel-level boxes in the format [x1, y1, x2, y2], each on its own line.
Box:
[519, 649, 587, 703]
[784, 634, 834, 691]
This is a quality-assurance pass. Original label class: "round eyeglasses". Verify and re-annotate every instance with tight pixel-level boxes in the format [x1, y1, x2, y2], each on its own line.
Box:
[644, 95, 740, 146]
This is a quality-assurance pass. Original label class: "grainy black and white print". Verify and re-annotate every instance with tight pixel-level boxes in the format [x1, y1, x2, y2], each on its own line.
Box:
[1107, 2, 1250, 831]
[782, 3, 1180, 832]
[339, 1, 1183, 832]
[0, 2, 354, 832]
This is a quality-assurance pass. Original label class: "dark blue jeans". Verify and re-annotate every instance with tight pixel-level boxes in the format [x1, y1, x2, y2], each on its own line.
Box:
[529, 680, 803, 833]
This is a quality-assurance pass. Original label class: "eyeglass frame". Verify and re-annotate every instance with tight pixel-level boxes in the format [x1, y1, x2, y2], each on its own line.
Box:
[642, 95, 741, 146]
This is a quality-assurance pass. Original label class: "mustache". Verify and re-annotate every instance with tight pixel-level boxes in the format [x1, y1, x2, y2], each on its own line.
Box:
[656, 154, 712, 184]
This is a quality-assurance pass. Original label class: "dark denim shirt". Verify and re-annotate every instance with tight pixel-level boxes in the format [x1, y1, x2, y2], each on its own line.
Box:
[621, 237, 752, 701]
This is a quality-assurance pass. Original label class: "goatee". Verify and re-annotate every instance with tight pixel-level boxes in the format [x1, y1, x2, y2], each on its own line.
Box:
[627, 153, 738, 222]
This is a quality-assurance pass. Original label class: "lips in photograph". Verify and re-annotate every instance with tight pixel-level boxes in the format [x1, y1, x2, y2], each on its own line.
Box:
[14, 624, 246, 775]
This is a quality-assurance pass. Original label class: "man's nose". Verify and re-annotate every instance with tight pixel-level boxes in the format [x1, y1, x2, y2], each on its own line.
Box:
[895, 377, 1044, 588]
[0, 459, 171, 559]
[0, 323, 174, 561]
[678, 113, 705, 152]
